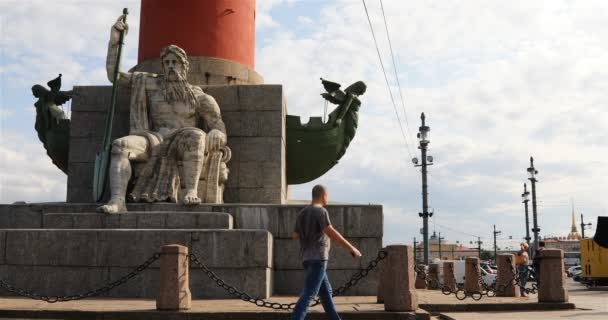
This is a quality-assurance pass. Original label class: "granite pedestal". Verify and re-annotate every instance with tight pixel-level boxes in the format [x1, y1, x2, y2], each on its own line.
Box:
[0, 202, 383, 298]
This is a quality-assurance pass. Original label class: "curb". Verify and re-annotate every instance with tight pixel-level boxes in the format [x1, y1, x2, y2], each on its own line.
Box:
[419, 302, 575, 312]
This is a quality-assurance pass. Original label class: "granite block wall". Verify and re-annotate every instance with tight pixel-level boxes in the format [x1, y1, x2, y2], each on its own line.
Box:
[0, 229, 272, 298]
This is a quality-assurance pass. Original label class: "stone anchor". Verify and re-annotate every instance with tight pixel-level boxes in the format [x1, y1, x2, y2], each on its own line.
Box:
[98, 14, 231, 214]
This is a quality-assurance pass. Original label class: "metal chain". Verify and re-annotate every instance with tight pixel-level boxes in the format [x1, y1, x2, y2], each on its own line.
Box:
[441, 261, 485, 300]
[438, 259, 539, 301]
[0, 252, 160, 303]
[414, 264, 440, 289]
[189, 249, 388, 311]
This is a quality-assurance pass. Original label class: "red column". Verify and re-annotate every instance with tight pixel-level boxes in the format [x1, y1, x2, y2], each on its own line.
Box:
[138, 0, 256, 69]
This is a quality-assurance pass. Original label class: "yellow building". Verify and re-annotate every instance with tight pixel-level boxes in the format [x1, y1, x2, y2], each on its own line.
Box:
[414, 232, 479, 261]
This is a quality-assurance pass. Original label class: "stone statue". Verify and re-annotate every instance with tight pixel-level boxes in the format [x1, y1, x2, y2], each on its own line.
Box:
[32, 74, 72, 174]
[98, 15, 230, 214]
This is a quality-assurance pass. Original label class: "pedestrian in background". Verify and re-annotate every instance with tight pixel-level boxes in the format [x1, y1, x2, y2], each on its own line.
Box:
[532, 240, 546, 285]
[515, 242, 530, 297]
[290, 185, 362, 320]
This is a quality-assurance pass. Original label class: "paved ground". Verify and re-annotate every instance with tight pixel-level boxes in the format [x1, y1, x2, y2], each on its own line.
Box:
[441, 279, 608, 320]
[0, 279, 602, 319]
[0, 290, 542, 313]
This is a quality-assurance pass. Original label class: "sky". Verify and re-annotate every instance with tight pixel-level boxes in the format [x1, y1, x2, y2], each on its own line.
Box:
[1, 0, 607, 250]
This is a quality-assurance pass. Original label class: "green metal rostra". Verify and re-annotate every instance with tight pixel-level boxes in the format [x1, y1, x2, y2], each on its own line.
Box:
[286, 78, 366, 184]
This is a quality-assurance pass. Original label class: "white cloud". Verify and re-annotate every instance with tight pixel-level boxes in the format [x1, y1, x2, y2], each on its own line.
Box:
[0, 108, 15, 119]
[1, 0, 607, 249]
[0, 132, 66, 203]
[258, 0, 608, 246]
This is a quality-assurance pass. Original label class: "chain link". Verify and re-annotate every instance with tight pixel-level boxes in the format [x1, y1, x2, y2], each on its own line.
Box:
[0, 252, 160, 303]
[414, 264, 441, 289]
[189, 249, 388, 311]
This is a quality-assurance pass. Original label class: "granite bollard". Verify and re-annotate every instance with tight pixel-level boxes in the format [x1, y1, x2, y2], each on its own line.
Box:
[376, 248, 386, 303]
[464, 257, 481, 293]
[415, 264, 426, 289]
[427, 263, 439, 289]
[538, 249, 568, 302]
[442, 261, 456, 293]
[383, 245, 417, 311]
[496, 254, 519, 297]
[156, 244, 191, 310]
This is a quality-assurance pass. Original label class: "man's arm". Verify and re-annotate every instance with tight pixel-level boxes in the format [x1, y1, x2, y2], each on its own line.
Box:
[106, 14, 132, 86]
[323, 225, 362, 257]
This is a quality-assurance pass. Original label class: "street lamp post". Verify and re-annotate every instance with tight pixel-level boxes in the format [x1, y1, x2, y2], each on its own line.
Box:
[413, 112, 433, 264]
[438, 232, 445, 260]
[493, 225, 501, 263]
[580, 214, 592, 238]
[413, 237, 418, 263]
[522, 183, 532, 256]
[527, 157, 540, 253]
[471, 238, 482, 259]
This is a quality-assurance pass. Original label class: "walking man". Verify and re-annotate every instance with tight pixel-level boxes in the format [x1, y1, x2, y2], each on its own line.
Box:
[291, 185, 362, 320]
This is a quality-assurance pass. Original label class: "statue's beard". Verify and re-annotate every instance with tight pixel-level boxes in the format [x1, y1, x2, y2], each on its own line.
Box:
[161, 70, 197, 106]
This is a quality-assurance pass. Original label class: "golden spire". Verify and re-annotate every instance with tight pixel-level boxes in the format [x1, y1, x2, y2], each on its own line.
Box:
[568, 200, 581, 239]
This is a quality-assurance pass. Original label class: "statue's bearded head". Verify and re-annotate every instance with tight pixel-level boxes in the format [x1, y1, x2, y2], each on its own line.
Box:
[160, 45, 197, 106]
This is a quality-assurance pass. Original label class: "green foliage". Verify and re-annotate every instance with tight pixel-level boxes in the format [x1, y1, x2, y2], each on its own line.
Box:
[480, 250, 494, 261]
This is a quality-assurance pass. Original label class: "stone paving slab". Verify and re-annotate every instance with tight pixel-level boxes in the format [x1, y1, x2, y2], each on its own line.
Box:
[0, 290, 581, 320]
[441, 310, 605, 320]
[0, 297, 419, 320]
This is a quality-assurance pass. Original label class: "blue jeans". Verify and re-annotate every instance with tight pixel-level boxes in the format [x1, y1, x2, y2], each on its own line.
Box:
[518, 265, 529, 295]
[291, 260, 340, 320]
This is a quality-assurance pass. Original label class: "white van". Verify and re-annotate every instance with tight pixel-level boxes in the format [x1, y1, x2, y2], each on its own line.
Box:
[437, 260, 496, 287]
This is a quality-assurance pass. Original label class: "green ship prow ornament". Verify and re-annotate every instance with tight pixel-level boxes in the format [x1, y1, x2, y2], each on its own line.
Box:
[286, 78, 366, 184]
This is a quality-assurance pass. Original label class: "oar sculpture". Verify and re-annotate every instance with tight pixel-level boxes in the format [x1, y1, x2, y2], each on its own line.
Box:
[93, 8, 128, 202]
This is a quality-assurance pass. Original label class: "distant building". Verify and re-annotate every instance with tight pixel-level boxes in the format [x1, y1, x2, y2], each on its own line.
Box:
[414, 231, 480, 262]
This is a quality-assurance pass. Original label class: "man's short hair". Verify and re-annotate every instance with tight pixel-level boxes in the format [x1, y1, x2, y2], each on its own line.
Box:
[312, 185, 327, 199]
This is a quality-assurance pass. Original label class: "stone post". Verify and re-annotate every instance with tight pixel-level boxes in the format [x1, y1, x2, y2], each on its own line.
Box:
[496, 254, 519, 297]
[442, 261, 456, 292]
[464, 257, 481, 293]
[383, 245, 418, 312]
[377, 248, 386, 303]
[538, 249, 568, 302]
[415, 264, 426, 289]
[427, 263, 439, 289]
[156, 244, 192, 310]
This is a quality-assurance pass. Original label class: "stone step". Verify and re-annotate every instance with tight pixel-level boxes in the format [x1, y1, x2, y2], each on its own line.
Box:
[0, 229, 271, 299]
[0, 203, 383, 238]
[40, 211, 233, 230]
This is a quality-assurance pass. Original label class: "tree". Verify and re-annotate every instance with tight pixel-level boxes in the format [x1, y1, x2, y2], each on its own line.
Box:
[480, 249, 494, 261]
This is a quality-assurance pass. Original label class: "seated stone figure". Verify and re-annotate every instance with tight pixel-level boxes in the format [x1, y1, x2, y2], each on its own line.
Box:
[98, 15, 230, 214]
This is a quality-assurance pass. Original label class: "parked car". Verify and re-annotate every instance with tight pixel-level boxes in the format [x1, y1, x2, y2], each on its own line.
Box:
[481, 263, 495, 274]
[572, 269, 583, 282]
[437, 260, 496, 287]
[567, 265, 581, 277]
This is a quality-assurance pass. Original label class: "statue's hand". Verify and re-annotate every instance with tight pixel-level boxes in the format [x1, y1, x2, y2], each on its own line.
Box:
[207, 129, 226, 152]
[110, 14, 129, 45]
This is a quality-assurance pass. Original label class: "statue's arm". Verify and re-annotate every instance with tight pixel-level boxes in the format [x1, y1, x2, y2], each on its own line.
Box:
[196, 91, 227, 150]
[106, 14, 132, 86]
